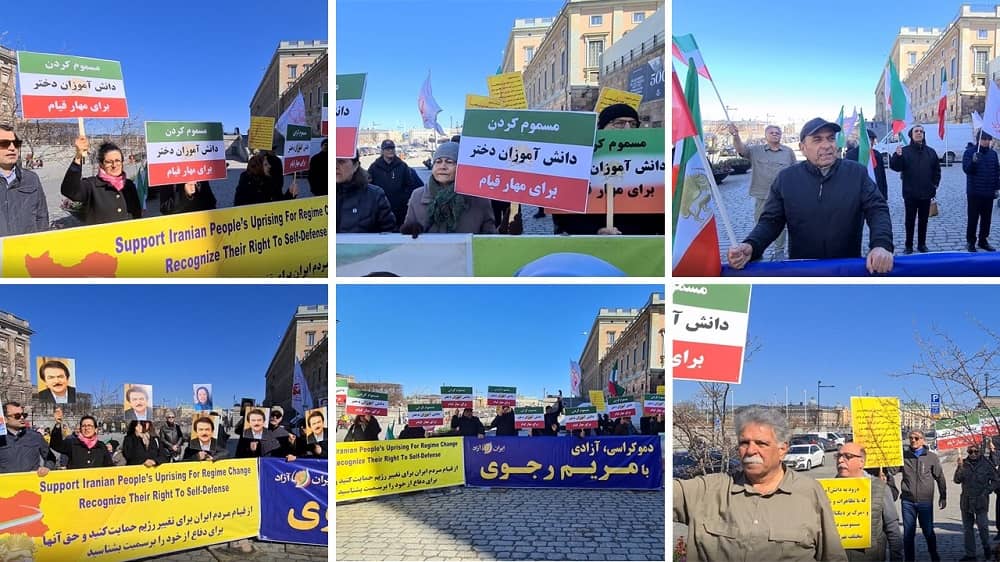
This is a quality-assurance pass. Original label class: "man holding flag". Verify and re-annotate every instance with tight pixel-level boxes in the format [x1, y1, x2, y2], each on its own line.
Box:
[845, 128, 888, 203]
[726, 117, 895, 273]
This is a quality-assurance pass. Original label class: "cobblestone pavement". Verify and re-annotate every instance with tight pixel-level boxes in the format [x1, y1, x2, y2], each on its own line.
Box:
[136, 540, 327, 561]
[673, 449, 1000, 561]
[337, 487, 665, 561]
[713, 162, 1000, 262]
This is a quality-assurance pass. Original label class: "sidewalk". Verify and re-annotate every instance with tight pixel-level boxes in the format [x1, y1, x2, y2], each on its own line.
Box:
[137, 540, 327, 561]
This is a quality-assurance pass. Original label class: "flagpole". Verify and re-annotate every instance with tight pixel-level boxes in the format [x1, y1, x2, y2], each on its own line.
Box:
[694, 135, 738, 246]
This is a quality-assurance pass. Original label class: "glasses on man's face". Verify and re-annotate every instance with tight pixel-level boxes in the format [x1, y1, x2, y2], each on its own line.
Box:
[271, 413, 282, 418]
[608, 118, 639, 129]
[0, 139, 22, 150]
[835, 452, 863, 461]
[102, 159, 123, 166]
[167, 416, 175, 420]
[8, 412, 27, 420]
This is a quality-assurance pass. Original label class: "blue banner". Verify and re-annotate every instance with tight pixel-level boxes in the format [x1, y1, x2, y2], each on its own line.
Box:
[721, 252, 1000, 277]
[463, 436, 662, 489]
[258, 458, 328, 545]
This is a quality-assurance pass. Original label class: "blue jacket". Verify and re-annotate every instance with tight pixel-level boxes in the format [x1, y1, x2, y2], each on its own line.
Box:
[963, 143, 1000, 198]
[0, 165, 48, 236]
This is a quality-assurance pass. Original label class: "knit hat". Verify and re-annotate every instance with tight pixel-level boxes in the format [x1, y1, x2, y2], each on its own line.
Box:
[597, 103, 639, 129]
[270, 405, 284, 416]
[433, 141, 459, 162]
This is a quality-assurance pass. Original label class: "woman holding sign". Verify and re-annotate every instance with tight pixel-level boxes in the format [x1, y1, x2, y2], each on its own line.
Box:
[62, 137, 142, 224]
[159, 181, 217, 215]
[233, 153, 298, 206]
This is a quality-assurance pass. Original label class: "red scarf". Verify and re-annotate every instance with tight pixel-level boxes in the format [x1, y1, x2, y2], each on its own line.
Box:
[98, 168, 125, 191]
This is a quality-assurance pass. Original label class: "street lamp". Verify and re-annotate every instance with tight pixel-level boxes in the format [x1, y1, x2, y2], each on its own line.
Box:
[817, 380, 835, 429]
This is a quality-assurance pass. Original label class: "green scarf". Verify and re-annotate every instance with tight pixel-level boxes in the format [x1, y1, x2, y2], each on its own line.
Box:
[425, 177, 467, 233]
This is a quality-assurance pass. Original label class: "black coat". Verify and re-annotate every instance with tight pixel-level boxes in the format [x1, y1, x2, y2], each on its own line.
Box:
[235, 429, 281, 458]
[488, 412, 516, 436]
[336, 173, 396, 233]
[344, 418, 381, 441]
[963, 144, 1000, 198]
[367, 157, 420, 227]
[61, 163, 141, 224]
[0, 166, 48, 236]
[308, 152, 327, 196]
[889, 142, 941, 200]
[450, 414, 485, 436]
[159, 183, 217, 214]
[183, 438, 228, 461]
[845, 146, 889, 201]
[122, 433, 168, 466]
[745, 158, 894, 260]
[48, 426, 113, 469]
[233, 172, 293, 207]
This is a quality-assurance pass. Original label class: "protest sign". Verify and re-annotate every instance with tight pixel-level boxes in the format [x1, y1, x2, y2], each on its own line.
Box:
[35, 357, 76, 404]
[335, 437, 464, 501]
[145, 122, 227, 186]
[192, 384, 213, 411]
[588, 390, 606, 413]
[514, 406, 544, 429]
[335, 73, 366, 158]
[0, 398, 6, 437]
[656, 385, 665, 394]
[672, 284, 752, 384]
[551, 128, 664, 214]
[818, 477, 872, 549]
[457, 109, 597, 212]
[345, 389, 388, 416]
[486, 72, 528, 109]
[850, 396, 903, 467]
[123, 384, 153, 421]
[0, 459, 258, 561]
[249, 116, 275, 151]
[407, 404, 444, 427]
[487, 386, 517, 406]
[335, 377, 349, 405]
[607, 396, 638, 419]
[564, 406, 599, 430]
[321, 92, 328, 136]
[0, 197, 328, 278]
[643, 394, 665, 416]
[464, 436, 662, 489]
[440, 386, 474, 409]
[259, 458, 327, 546]
[466, 94, 503, 109]
[594, 87, 643, 114]
[935, 413, 983, 451]
[18, 51, 128, 119]
[283, 125, 311, 174]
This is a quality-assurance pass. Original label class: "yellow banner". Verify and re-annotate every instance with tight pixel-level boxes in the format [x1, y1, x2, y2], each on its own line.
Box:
[249, 116, 275, 151]
[0, 460, 259, 561]
[0, 197, 329, 278]
[818, 477, 872, 550]
[589, 390, 606, 413]
[656, 385, 665, 395]
[465, 94, 503, 109]
[594, 87, 643, 114]
[335, 437, 464, 501]
[486, 72, 528, 109]
[851, 396, 903, 468]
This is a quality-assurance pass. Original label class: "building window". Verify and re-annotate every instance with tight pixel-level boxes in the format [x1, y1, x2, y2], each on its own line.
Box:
[561, 50, 566, 75]
[642, 341, 647, 360]
[288, 65, 298, 78]
[908, 52, 916, 65]
[306, 331, 315, 346]
[587, 39, 604, 67]
[952, 57, 957, 78]
[953, 37, 959, 49]
[633, 12, 645, 23]
[606, 331, 615, 345]
[551, 62, 555, 84]
[524, 46, 534, 63]
[980, 29, 989, 39]
[633, 348, 637, 365]
[976, 50, 989, 74]
[590, 15, 603, 26]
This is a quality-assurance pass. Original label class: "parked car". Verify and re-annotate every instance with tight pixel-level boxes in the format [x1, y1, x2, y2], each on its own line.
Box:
[673, 449, 741, 479]
[804, 431, 847, 447]
[783, 444, 825, 471]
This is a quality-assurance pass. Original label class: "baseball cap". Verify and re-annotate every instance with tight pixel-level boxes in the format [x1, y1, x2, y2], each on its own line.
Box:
[799, 117, 842, 141]
[380, 140, 395, 149]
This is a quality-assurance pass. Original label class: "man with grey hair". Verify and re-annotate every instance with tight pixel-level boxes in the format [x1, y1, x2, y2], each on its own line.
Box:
[896, 430, 946, 562]
[835, 441, 903, 561]
[674, 406, 847, 561]
[729, 123, 797, 260]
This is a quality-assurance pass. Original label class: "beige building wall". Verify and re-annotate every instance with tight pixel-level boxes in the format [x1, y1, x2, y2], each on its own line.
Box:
[264, 304, 328, 415]
[599, 6, 664, 127]
[250, 40, 327, 122]
[0, 310, 32, 405]
[598, 293, 665, 397]
[278, 53, 328, 137]
[502, 18, 553, 74]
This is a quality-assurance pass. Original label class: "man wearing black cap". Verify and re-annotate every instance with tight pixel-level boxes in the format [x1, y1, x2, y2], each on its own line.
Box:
[846, 128, 889, 204]
[727, 117, 894, 273]
[962, 131, 999, 252]
[890, 125, 940, 254]
[368, 139, 422, 229]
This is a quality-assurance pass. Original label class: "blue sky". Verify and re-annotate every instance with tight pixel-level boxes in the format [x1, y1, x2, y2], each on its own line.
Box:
[673, 1, 969, 123]
[1, 284, 327, 409]
[336, 284, 661, 398]
[674, 285, 1000, 410]
[336, 0, 564, 132]
[5, 1, 327, 134]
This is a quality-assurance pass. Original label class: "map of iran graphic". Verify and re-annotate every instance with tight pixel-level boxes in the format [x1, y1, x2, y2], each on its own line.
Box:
[24, 251, 120, 277]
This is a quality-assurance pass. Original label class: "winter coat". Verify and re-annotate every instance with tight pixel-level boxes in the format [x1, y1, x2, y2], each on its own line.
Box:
[955, 455, 997, 512]
[889, 142, 941, 200]
[744, 158, 893, 260]
[308, 151, 327, 196]
[61, 162, 141, 224]
[182, 438, 228, 461]
[122, 433, 168, 466]
[159, 183, 217, 214]
[488, 412, 516, 436]
[450, 414, 485, 436]
[344, 418, 381, 442]
[0, 165, 48, 236]
[367, 156, 421, 226]
[962, 143, 1000, 198]
[0, 427, 55, 473]
[158, 422, 184, 458]
[899, 446, 947, 504]
[48, 426, 113, 469]
[402, 179, 497, 234]
[336, 172, 396, 233]
[235, 429, 281, 458]
[233, 171, 293, 207]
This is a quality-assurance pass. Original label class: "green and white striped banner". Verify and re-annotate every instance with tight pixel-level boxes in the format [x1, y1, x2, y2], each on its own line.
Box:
[441, 386, 473, 409]
[514, 406, 544, 429]
[18, 51, 128, 119]
[284, 125, 312, 174]
[336, 73, 366, 158]
[144, 121, 226, 187]
[673, 284, 752, 384]
[607, 396, 638, 419]
[564, 406, 598, 430]
[346, 389, 388, 416]
[487, 385, 517, 406]
[407, 404, 444, 427]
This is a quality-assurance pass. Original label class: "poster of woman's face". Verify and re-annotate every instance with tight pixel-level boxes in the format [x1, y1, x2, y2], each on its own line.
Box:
[36, 357, 76, 404]
[192, 384, 213, 411]
[123, 384, 153, 420]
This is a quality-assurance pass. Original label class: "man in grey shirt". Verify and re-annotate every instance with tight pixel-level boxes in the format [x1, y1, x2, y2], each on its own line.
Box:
[729, 123, 797, 260]
[836, 442, 903, 561]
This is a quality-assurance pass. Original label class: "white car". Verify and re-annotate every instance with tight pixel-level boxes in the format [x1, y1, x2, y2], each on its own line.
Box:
[783, 444, 825, 471]
[805, 431, 846, 448]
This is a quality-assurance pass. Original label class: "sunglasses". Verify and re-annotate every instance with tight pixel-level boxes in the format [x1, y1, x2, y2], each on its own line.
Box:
[271, 413, 282, 417]
[0, 139, 22, 149]
[8, 412, 27, 420]
[835, 452, 863, 461]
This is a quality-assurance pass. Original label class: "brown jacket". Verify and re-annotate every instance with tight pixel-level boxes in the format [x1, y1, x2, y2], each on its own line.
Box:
[402, 183, 497, 234]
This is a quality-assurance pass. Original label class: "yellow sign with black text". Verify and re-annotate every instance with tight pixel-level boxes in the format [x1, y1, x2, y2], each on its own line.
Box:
[818, 477, 872, 550]
[335, 437, 465, 501]
[0, 197, 328, 278]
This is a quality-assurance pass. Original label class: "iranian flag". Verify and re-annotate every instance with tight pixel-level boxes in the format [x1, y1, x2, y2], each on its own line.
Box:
[835, 106, 846, 150]
[672, 63, 721, 276]
[336, 73, 366, 158]
[843, 106, 858, 143]
[514, 406, 544, 429]
[886, 61, 912, 135]
[856, 110, 877, 184]
[144, 122, 227, 187]
[487, 386, 517, 406]
[407, 404, 444, 427]
[938, 69, 948, 140]
[672, 34, 712, 80]
[563, 406, 598, 430]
